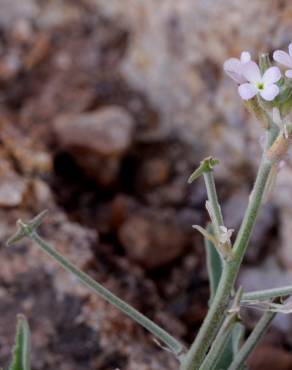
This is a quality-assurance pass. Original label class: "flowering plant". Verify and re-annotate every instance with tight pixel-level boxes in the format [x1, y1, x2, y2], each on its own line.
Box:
[6, 44, 292, 370]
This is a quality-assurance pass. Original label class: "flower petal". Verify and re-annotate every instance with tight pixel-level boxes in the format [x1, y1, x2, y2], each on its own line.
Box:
[289, 43, 292, 57]
[285, 69, 292, 78]
[240, 51, 251, 63]
[223, 58, 245, 83]
[273, 50, 292, 68]
[238, 83, 257, 100]
[241, 61, 261, 83]
[262, 66, 281, 84]
[260, 84, 279, 101]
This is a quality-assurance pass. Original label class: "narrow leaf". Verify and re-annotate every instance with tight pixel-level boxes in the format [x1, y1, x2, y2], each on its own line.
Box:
[232, 323, 245, 353]
[9, 315, 31, 370]
[204, 224, 223, 303]
[211, 324, 245, 370]
[193, 225, 218, 249]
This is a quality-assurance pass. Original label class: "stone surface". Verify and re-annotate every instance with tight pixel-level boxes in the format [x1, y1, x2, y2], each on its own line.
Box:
[118, 210, 187, 269]
[54, 106, 135, 185]
[54, 106, 134, 157]
[0, 1, 292, 369]
[0, 172, 28, 208]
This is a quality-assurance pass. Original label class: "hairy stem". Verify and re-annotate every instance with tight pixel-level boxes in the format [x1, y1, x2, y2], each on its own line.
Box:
[198, 312, 238, 370]
[203, 171, 224, 234]
[181, 151, 274, 370]
[27, 232, 184, 358]
[198, 288, 243, 370]
[227, 310, 276, 370]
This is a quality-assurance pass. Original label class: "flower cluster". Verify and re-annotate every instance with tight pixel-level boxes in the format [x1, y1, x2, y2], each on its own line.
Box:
[224, 43, 292, 103]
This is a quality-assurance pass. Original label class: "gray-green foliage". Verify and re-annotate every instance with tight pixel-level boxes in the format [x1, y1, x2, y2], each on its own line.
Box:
[204, 228, 245, 370]
[8, 315, 31, 370]
[205, 224, 222, 304]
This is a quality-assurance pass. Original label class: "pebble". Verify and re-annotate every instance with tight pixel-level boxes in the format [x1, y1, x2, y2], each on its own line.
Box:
[54, 106, 135, 184]
[0, 172, 28, 208]
[118, 211, 187, 269]
[55, 106, 134, 156]
[137, 158, 171, 188]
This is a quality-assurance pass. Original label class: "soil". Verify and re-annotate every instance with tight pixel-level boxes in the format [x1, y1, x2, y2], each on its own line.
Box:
[0, 1, 292, 370]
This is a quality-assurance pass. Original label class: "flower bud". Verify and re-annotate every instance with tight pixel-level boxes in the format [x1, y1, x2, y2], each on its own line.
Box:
[259, 53, 272, 74]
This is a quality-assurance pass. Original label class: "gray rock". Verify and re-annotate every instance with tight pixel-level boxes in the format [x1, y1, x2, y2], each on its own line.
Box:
[54, 106, 135, 185]
[0, 171, 28, 208]
[118, 210, 187, 269]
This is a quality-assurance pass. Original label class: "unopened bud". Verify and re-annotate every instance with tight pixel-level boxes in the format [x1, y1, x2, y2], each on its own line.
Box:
[244, 97, 270, 129]
[259, 53, 272, 74]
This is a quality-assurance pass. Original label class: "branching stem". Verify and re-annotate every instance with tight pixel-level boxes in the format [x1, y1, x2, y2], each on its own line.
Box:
[181, 128, 278, 370]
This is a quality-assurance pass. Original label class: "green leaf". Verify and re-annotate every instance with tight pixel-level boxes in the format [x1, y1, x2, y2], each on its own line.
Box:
[215, 336, 233, 370]
[232, 322, 245, 354]
[213, 323, 245, 370]
[188, 157, 219, 184]
[8, 315, 31, 370]
[204, 224, 223, 303]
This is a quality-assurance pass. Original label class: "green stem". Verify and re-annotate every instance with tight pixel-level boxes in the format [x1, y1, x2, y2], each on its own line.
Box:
[181, 154, 273, 370]
[242, 285, 292, 302]
[227, 310, 276, 370]
[198, 313, 238, 370]
[28, 232, 184, 358]
[203, 171, 224, 235]
[199, 288, 243, 370]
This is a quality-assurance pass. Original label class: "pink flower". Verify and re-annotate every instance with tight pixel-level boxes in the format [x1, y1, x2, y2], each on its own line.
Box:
[223, 51, 251, 84]
[238, 62, 281, 101]
[273, 43, 292, 78]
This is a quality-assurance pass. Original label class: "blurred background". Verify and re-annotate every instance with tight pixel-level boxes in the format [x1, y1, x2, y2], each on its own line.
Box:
[0, 1, 292, 369]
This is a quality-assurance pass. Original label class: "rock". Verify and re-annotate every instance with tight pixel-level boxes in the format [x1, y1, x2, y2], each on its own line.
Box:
[0, 171, 28, 208]
[31, 178, 54, 208]
[95, 194, 137, 234]
[137, 158, 171, 188]
[54, 106, 134, 156]
[118, 210, 187, 269]
[54, 106, 135, 185]
[95, 0, 288, 147]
